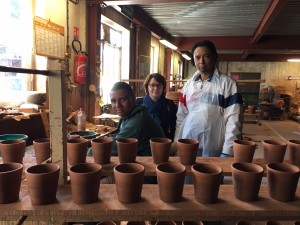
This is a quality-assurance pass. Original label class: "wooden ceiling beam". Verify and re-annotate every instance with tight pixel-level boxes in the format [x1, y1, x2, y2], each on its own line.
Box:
[251, 0, 287, 44]
[174, 36, 300, 51]
[87, 0, 205, 5]
[219, 53, 300, 62]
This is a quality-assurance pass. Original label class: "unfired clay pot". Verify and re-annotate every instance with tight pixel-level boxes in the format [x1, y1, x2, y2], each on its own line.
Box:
[266, 162, 300, 202]
[0, 139, 25, 164]
[247, 105, 255, 114]
[236, 222, 255, 225]
[287, 140, 300, 166]
[231, 162, 264, 202]
[177, 139, 199, 165]
[91, 137, 113, 164]
[33, 138, 51, 164]
[69, 163, 102, 204]
[266, 222, 283, 225]
[191, 163, 223, 203]
[150, 137, 172, 164]
[67, 138, 89, 165]
[116, 138, 138, 163]
[114, 163, 145, 203]
[233, 139, 256, 163]
[155, 222, 176, 225]
[0, 163, 23, 204]
[263, 140, 287, 163]
[97, 222, 116, 225]
[25, 163, 60, 205]
[156, 161, 186, 203]
[127, 222, 148, 225]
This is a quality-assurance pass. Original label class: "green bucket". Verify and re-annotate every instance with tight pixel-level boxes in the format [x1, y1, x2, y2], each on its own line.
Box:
[0, 134, 28, 157]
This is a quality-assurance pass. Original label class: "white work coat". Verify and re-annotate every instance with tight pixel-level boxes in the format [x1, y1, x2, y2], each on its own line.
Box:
[175, 68, 242, 157]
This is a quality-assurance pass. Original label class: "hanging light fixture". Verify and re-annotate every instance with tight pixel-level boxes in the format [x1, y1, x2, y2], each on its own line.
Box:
[182, 53, 191, 60]
[287, 58, 300, 62]
[159, 39, 178, 50]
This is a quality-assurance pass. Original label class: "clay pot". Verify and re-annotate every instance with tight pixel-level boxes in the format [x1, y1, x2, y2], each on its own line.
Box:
[67, 138, 89, 165]
[287, 140, 300, 166]
[155, 222, 176, 225]
[69, 163, 102, 204]
[177, 139, 199, 165]
[191, 163, 223, 204]
[127, 222, 148, 225]
[0, 139, 25, 164]
[156, 161, 186, 203]
[236, 222, 255, 225]
[116, 138, 138, 163]
[231, 162, 264, 202]
[248, 105, 255, 114]
[182, 222, 203, 225]
[266, 162, 300, 202]
[265, 222, 283, 225]
[0, 163, 23, 204]
[150, 137, 172, 164]
[25, 163, 60, 205]
[97, 222, 117, 225]
[114, 163, 145, 203]
[263, 140, 287, 163]
[33, 138, 51, 164]
[233, 139, 256, 163]
[91, 137, 113, 165]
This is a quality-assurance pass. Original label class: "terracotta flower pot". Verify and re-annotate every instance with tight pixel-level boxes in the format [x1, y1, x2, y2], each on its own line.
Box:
[236, 222, 255, 225]
[0, 139, 25, 164]
[248, 105, 255, 114]
[97, 222, 117, 225]
[25, 163, 60, 205]
[231, 162, 264, 202]
[156, 161, 186, 203]
[177, 139, 199, 165]
[150, 137, 172, 164]
[266, 222, 283, 225]
[287, 140, 300, 166]
[116, 138, 138, 163]
[266, 162, 300, 202]
[263, 140, 287, 163]
[33, 138, 51, 164]
[155, 222, 176, 225]
[191, 163, 223, 203]
[127, 222, 148, 225]
[233, 139, 256, 163]
[91, 137, 113, 165]
[0, 163, 23, 204]
[67, 138, 89, 165]
[182, 222, 203, 225]
[69, 163, 102, 204]
[114, 163, 145, 203]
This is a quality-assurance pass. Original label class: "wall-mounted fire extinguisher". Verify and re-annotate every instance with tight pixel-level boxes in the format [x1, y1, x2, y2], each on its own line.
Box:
[72, 39, 88, 84]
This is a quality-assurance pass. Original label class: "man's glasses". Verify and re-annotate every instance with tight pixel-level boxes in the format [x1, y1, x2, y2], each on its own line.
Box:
[148, 83, 163, 89]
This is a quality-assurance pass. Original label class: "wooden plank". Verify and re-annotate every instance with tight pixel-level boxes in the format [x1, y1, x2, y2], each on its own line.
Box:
[0, 184, 299, 222]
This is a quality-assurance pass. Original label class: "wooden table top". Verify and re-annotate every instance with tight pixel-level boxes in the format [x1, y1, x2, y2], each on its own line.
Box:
[0, 184, 299, 222]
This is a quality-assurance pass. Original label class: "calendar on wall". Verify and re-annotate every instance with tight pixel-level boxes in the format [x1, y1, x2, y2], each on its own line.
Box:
[34, 16, 65, 60]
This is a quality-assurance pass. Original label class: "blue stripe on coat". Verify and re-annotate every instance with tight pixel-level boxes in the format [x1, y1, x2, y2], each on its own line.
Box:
[218, 93, 243, 108]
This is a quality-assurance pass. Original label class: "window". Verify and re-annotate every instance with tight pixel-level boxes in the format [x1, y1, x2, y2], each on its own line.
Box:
[0, 0, 47, 103]
[100, 16, 129, 104]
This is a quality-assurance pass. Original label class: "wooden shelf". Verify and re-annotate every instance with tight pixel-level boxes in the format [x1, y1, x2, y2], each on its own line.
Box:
[0, 184, 299, 223]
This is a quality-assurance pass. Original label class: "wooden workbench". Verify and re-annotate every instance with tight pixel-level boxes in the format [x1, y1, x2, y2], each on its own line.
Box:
[0, 156, 299, 224]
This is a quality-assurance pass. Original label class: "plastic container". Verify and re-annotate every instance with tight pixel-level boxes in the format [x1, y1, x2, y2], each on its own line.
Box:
[77, 108, 86, 131]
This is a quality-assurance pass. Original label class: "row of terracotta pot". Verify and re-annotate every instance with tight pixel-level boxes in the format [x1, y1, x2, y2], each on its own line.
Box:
[0, 138, 51, 165]
[233, 139, 300, 166]
[1, 159, 299, 205]
[94, 221, 299, 225]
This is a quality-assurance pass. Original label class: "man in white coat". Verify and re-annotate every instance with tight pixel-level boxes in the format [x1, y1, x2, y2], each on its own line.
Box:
[175, 40, 243, 158]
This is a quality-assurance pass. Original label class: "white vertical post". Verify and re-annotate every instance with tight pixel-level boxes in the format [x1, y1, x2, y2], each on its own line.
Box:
[48, 70, 67, 185]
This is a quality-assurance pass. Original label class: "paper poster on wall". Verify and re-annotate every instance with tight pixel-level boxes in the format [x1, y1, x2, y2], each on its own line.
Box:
[34, 16, 65, 59]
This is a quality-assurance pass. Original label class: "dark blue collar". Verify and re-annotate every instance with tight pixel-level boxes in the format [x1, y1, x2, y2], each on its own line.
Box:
[195, 74, 213, 82]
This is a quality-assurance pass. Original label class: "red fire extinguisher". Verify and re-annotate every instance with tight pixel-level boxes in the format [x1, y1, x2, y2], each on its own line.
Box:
[72, 39, 88, 84]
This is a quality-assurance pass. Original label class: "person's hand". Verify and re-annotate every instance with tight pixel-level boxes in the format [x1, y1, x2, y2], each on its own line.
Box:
[220, 153, 233, 158]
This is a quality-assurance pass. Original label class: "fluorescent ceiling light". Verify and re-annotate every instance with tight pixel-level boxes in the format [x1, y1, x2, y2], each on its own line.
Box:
[286, 76, 300, 80]
[182, 53, 191, 60]
[159, 39, 178, 50]
[287, 59, 300, 62]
